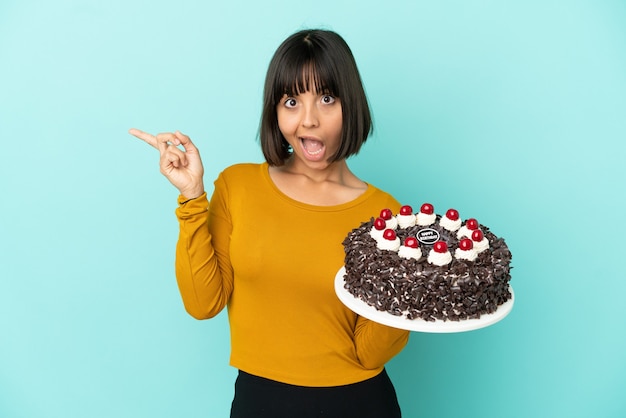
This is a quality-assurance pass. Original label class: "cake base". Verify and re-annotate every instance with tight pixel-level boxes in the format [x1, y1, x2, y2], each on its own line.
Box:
[334, 267, 514, 333]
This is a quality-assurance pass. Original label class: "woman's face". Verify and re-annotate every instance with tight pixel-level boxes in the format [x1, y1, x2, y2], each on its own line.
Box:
[276, 89, 343, 170]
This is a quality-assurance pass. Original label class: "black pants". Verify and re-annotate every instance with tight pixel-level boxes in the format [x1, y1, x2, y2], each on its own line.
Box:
[230, 369, 402, 418]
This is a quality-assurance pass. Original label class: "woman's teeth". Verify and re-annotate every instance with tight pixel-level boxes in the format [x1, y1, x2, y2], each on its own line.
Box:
[301, 138, 323, 155]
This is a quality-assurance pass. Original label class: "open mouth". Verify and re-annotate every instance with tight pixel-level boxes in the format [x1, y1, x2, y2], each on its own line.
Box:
[300, 137, 324, 157]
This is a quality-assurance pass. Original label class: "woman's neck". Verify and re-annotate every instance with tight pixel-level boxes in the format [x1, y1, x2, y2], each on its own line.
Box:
[268, 157, 367, 206]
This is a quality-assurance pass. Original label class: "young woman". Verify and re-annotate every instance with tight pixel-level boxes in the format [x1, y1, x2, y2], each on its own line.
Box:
[131, 29, 409, 418]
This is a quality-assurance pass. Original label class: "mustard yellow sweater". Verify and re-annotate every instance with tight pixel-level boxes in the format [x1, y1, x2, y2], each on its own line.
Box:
[174, 162, 409, 386]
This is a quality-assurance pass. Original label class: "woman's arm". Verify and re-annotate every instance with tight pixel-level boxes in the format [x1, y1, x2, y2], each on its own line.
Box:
[354, 317, 410, 369]
[174, 187, 234, 319]
[130, 128, 232, 319]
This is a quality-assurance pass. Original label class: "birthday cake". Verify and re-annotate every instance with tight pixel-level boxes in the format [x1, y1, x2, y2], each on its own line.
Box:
[341, 204, 512, 322]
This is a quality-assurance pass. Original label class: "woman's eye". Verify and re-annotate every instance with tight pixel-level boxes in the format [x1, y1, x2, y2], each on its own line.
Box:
[284, 97, 297, 108]
[321, 95, 335, 104]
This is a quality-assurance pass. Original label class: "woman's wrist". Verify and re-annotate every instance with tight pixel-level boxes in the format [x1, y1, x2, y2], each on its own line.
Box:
[180, 184, 205, 200]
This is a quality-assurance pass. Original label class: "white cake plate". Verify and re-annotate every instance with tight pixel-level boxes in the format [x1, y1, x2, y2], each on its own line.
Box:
[334, 267, 514, 333]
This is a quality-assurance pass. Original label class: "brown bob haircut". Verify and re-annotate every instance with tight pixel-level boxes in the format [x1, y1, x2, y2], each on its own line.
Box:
[259, 29, 372, 166]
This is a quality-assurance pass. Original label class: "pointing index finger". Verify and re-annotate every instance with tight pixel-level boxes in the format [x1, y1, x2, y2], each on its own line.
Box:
[129, 128, 158, 149]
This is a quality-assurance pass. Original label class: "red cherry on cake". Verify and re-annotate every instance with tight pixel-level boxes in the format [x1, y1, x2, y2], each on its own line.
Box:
[404, 237, 419, 248]
[420, 203, 434, 215]
[399, 205, 413, 215]
[383, 229, 397, 241]
[459, 238, 474, 251]
[445, 208, 459, 221]
[433, 241, 448, 253]
[471, 229, 484, 242]
[380, 208, 393, 220]
[373, 217, 386, 231]
[466, 218, 479, 230]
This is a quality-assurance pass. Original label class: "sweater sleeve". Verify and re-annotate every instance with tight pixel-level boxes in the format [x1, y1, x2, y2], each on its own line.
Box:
[354, 317, 410, 369]
[174, 174, 234, 319]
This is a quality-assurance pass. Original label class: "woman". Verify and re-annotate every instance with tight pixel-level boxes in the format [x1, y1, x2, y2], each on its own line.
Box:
[131, 29, 409, 417]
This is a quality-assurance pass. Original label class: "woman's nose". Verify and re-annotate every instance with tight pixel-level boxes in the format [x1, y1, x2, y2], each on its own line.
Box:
[301, 103, 319, 128]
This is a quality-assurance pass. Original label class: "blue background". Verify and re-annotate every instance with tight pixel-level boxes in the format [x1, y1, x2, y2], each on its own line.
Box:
[1, 1, 625, 417]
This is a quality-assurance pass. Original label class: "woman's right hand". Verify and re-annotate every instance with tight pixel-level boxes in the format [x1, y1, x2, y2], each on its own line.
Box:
[129, 128, 205, 199]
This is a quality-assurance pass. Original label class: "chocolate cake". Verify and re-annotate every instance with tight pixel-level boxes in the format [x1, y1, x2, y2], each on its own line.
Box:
[341, 204, 512, 322]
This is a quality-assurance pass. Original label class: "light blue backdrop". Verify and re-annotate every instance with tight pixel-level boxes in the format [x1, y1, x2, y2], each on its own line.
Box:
[1, 1, 625, 417]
